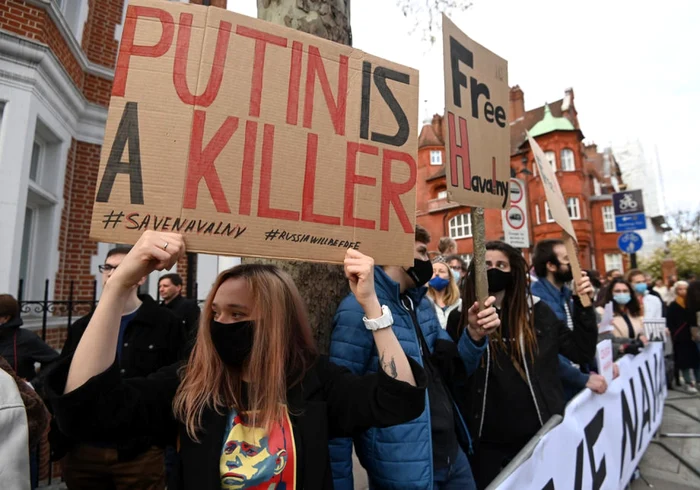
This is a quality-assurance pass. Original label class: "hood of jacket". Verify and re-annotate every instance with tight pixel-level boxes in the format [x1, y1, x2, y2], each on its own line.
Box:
[0, 315, 23, 332]
[373, 266, 428, 305]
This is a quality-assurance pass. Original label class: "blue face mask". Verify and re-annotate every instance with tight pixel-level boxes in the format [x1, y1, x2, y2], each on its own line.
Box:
[452, 269, 461, 282]
[634, 283, 648, 294]
[428, 276, 450, 292]
[613, 293, 631, 305]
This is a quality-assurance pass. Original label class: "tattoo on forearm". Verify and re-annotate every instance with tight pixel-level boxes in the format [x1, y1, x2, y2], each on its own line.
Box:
[380, 352, 399, 379]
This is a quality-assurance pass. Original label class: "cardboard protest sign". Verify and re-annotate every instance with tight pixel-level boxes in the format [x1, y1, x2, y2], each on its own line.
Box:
[90, 0, 419, 266]
[529, 132, 590, 306]
[442, 14, 510, 209]
[528, 132, 575, 238]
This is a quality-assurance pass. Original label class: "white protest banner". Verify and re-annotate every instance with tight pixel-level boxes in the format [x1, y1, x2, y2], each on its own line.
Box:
[90, 0, 419, 266]
[502, 178, 530, 248]
[596, 339, 614, 384]
[494, 343, 666, 490]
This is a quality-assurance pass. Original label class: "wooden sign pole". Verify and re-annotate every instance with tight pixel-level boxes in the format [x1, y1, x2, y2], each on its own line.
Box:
[562, 231, 591, 307]
[471, 207, 489, 310]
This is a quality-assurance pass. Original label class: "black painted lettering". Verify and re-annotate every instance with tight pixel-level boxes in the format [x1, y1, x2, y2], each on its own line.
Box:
[125, 212, 140, 230]
[495, 106, 506, 127]
[96, 102, 144, 205]
[469, 77, 491, 120]
[638, 366, 652, 451]
[484, 101, 495, 123]
[359, 61, 372, 140]
[449, 36, 473, 107]
[620, 381, 639, 479]
[585, 408, 607, 490]
[370, 67, 410, 147]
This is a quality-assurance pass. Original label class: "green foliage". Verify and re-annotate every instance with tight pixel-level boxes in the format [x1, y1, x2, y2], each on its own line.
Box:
[640, 238, 700, 280]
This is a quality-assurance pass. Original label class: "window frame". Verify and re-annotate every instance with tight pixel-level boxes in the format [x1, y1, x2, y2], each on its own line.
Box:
[545, 151, 557, 172]
[567, 197, 581, 220]
[430, 150, 443, 166]
[561, 148, 575, 171]
[449, 213, 473, 239]
[602, 205, 616, 232]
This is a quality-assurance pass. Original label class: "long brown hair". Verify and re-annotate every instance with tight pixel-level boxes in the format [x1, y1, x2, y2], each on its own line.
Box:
[459, 241, 537, 367]
[173, 264, 318, 441]
[604, 278, 641, 317]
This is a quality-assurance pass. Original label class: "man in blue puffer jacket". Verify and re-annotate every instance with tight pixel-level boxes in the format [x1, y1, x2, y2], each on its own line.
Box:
[329, 226, 499, 490]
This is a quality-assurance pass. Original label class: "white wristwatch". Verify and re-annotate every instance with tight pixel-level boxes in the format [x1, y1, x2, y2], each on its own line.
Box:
[363, 305, 394, 331]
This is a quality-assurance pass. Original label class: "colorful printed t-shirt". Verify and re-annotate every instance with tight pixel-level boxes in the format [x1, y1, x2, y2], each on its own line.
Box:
[220, 408, 296, 490]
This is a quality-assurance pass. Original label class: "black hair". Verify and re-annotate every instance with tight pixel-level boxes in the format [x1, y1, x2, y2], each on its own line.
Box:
[532, 239, 565, 278]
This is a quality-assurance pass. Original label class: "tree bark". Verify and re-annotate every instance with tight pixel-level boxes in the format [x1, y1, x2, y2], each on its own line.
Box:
[247, 0, 352, 354]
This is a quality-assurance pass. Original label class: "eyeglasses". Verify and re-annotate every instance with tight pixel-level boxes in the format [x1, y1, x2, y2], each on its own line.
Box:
[449, 265, 464, 272]
[98, 264, 118, 273]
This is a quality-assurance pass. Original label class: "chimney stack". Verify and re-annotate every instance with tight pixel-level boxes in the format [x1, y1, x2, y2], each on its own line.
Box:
[431, 114, 444, 144]
[509, 85, 525, 122]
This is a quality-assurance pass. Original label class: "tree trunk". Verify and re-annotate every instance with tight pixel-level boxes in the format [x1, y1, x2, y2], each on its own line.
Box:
[246, 0, 352, 354]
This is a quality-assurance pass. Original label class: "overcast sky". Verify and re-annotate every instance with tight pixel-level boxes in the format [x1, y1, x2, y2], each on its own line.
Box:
[228, 0, 699, 213]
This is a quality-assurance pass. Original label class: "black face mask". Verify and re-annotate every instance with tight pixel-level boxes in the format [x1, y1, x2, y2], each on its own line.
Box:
[487, 268, 513, 293]
[404, 258, 433, 288]
[554, 265, 574, 284]
[210, 320, 255, 367]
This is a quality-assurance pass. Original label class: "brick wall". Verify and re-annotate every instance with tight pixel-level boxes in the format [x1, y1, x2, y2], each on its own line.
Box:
[83, 0, 124, 69]
[55, 141, 101, 303]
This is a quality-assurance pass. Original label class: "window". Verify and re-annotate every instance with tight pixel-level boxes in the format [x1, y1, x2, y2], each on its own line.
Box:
[430, 150, 442, 166]
[604, 253, 623, 274]
[19, 207, 35, 288]
[449, 213, 472, 239]
[535, 204, 541, 224]
[561, 149, 575, 171]
[593, 178, 602, 196]
[545, 151, 556, 171]
[602, 206, 615, 232]
[567, 197, 581, 220]
[544, 202, 554, 223]
[56, 0, 89, 43]
[437, 190, 447, 200]
[29, 141, 41, 182]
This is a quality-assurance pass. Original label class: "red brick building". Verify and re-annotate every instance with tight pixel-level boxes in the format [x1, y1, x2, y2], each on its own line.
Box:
[417, 86, 627, 274]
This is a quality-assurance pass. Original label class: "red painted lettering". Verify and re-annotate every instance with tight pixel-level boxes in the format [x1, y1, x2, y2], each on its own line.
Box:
[286, 41, 303, 125]
[183, 110, 237, 213]
[447, 112, 471, 189]
[173, 14, 232, 107]
[344, 142, 378, 230]
[302, 133, 341, 225]
[380, 150, 416, 233]
[257, 124, 300, 221]
[236, 26, 288, 118]
[238, 120, 258, 216]
[303, 46, 348, 136]
[113, 6, 174, 97]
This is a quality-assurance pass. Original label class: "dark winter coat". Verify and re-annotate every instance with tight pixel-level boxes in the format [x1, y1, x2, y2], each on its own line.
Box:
[667, 301, 700, 370]
[162, 295, 201, 356]
[446, 297, 597, 447]
[46, 354, 427, 490]
[0, 315, 58, 381]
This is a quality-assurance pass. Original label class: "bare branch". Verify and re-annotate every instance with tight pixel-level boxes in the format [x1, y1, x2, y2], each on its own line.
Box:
[396, 0, 473, 44]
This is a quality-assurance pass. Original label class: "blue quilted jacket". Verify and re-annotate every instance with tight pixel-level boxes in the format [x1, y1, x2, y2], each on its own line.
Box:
[328, 267, 486, 490]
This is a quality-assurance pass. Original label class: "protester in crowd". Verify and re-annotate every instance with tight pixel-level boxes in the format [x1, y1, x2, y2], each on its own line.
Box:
[329, 226, 500, 490]
[446, 240, 597, 489]
[653, 278, 670, 303]
[530, 240, 603, 401]
[666, 281, 699, 393]
[47, 231, 429, 490]
[0, 363, 31, 490]
[595, 268, 623, 305]
[438, 236, 458, 256]
[662, 276, 678, 305]
[54, 245, 186, 490]
[427, 256, 462, 330]
[0, 355, 50, 489]
[0, 295, 58, 382]
[446, 254, 468, 285]
[159, 273, 201, 351]
[602, 278, 649, 357]
[628, 269, 665, 318]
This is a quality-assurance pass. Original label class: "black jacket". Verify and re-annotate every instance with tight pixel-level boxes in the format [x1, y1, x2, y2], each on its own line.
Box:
[0, 315, 58, 381]
[49, 295, 186, 460]
[446, 297, 597, 449]
[667, 301, 700, 370]
[61, 295, 185, 378]
[162, 295, 200, 355]
[47, 355, 427, 490]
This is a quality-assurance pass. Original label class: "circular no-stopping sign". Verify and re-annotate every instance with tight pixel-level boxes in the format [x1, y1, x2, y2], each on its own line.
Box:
[506, 205, 526, 230]
[509, 179, 524, 204]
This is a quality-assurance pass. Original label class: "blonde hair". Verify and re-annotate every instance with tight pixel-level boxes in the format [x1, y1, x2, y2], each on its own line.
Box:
[428, 260, 460, 307]
[173, 264, 318, 441]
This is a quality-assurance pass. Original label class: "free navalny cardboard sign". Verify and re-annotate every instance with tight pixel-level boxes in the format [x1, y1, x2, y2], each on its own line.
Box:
[90, 0, 419, 266]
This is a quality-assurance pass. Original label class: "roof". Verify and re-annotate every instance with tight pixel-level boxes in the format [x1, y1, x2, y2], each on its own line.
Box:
[418, 116, 444, 148]
[509, 98, 580, 155]
[528, 104, 576, 138]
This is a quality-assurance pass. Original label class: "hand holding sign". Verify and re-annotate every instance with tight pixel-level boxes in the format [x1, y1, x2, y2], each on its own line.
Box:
[108, 231, 184, 290]
[572, 271, 594, 301]
[344, 249, 381, 319]
[466, 296, 500, 342]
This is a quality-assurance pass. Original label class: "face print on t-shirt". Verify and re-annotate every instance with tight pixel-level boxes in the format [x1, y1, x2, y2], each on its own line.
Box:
[220, 410, 296, 490]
